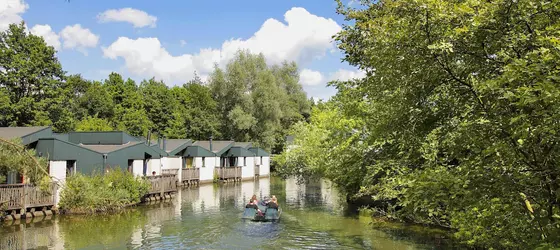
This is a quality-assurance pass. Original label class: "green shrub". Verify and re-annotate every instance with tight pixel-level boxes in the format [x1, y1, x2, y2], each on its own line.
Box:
[59, 169, 150, 213]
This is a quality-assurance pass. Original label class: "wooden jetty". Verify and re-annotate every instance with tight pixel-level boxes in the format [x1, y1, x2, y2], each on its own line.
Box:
[181, 168, 200, 186]
[0, 183, 57, 221]
[214, 167, 242, 182]
[142, 175, 178, 202]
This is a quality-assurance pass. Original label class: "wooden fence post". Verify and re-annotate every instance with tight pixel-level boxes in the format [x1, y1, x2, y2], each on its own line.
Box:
[21, 185, 27, 216]
[160, 177, 164, 198]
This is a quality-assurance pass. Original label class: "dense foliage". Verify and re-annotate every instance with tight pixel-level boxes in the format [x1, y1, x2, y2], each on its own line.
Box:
[209, 53, 311, 151]
[58, 169, 150, 213]
[0, 22, 311, 153]
[0, 138, 49, 185]
[276, 0, 560, 248]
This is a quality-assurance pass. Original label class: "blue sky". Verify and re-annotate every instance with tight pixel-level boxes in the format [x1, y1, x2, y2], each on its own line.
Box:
[1, 0, 364, 100]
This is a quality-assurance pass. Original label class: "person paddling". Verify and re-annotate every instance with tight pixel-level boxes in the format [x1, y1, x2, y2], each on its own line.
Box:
[246, 198, 263, 216]
[267, 195, 279, 209]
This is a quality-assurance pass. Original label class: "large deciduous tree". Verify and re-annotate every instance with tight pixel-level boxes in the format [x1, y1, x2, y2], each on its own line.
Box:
[0, 22, 65, 128]
[277, 0, 560, 248]
[209, 51, 311, 151]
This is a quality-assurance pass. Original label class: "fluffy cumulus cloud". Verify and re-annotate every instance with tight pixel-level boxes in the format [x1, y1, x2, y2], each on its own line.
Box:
[329, 68, 366, 81]
[97, 8, 157, 28]
[299, 68, 365, 86]
[103, 7, 342, 84]
[0, 0, 28, 31]
[299, 69, 324, 86]
[30, 24, 60, 50]
[60, 24, 99, 55]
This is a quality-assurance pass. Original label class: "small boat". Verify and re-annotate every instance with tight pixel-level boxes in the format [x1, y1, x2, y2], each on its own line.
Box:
[242, 204, 281, 222]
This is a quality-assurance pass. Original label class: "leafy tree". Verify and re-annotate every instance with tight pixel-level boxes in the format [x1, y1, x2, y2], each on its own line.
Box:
[209, 51, 310, 151]
[278, 0, 560, 248]
[166, 78, 220, 140]
[79, 81, 114, 120]
[0, 139, 49, 185]
[139, 78, 176, 136]
[76, 116, 114, 132]
[0, 22, 65, 127]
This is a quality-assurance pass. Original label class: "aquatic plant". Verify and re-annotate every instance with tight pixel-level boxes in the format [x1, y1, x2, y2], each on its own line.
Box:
[58, 169, 150, 213]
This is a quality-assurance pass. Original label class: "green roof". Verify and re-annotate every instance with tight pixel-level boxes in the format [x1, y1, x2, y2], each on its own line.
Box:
[222, 147, 255, 157]
[249, 147, 270, 156]
[67, 131, 139, 145]
[193, 140, 234, 155]
[160, 139, 192, 155]
[183, 145, 216, 157]
[79, 141, 144, 153]
[233, 142, 252, 148]
[0, 126, 52, 145]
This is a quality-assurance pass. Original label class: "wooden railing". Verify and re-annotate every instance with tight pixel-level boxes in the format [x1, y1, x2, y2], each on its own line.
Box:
[182, 168, 200, 181]
[254, 165, 260, 176]
[215, 167, 242, 180]
[145, 175, 177, 195]
[0, 183, 57, 210]
[161, 169, 179, 176]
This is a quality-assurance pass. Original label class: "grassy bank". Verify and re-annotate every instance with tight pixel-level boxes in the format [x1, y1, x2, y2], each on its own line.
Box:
[58, 169, 150, 214]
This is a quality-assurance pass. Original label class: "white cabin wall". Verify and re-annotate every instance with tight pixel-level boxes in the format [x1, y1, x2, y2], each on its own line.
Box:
[198, 157, 216, 182]
[162, 156, 182, 170]
[148, 158, 161, 175]
[193, 157, 203, 168]
[49, 160, 67, 208]
[260, 156, 270, 176]
[241, 157, 255, 179]
[132, 160, 144, 176]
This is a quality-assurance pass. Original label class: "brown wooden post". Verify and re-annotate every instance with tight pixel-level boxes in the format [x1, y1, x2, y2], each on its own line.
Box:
[160, 177, 164, 199]
[21, 184, 27, 216]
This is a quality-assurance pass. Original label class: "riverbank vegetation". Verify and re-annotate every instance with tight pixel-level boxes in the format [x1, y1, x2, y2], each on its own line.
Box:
[0, 139, 49, 185]
[276, 0, 560, 248]
[58, 169, 150, 213]
[0, 22, 311, 152]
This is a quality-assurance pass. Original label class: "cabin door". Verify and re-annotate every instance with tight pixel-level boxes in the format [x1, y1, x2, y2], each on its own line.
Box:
[186, 157, 193, 168]
[66, 160, 76, 176]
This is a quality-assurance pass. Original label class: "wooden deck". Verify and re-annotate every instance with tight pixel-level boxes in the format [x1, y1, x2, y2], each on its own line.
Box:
[143, 175, 178, 202]
[181, 168, 200, 186]
[161, 169, 178, 176]
[0, 183, 57, 220]
[0, 183, 57, 211]
[215, 167, 242, 182]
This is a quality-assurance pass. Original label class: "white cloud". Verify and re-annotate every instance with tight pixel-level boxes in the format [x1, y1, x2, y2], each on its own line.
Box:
[103, 7, 342, 84]
[328, 68, 366, 81]
[97, 8, 157, 28]
[299, 68, 365, 86]
[300, 69, 324, 86]
[60, 24, 99, 55]
[0, 0, 28, 32]
[30, 24, 60, 50]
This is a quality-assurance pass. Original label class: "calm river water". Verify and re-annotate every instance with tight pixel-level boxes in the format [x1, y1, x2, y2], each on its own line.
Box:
[0, 177, 452, 249]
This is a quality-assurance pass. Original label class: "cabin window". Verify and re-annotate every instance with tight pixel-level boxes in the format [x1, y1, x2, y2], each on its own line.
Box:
[260, 156, 263, 165]
[243, 157, 247, 166]
[202, 157, 206, 167]
[127, 160, 133, 173]
[66, 160, 76, 176]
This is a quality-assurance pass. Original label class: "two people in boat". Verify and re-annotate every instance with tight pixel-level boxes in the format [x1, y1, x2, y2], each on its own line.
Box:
[245, 194, 279, 215]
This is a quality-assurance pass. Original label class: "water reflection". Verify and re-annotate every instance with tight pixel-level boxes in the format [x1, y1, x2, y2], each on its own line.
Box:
[0, 177, 450, 250]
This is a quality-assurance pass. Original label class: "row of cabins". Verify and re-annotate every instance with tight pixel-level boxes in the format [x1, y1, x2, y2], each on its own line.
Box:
[0, 126, 270, 214]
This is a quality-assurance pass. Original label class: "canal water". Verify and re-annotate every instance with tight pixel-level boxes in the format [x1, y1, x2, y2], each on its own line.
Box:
[0, 177, 451, 249]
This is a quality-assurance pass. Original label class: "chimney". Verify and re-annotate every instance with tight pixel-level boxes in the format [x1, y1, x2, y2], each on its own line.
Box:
[158, 137, 161, 147]
[163, 138, 167, 152]
[209, 135, 213, 152]
[146, 131, 151, 145]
